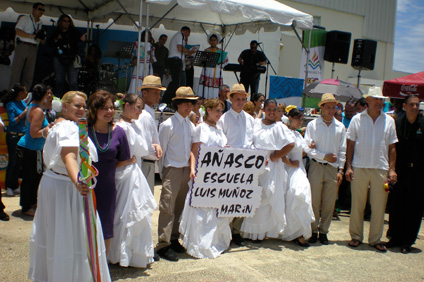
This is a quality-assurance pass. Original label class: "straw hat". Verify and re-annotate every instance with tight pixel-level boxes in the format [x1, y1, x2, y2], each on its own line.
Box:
[227, 83, 249, 99]
[172, 87, 199, 100]
[318, 93, 339, 107]
[137, 75, 166, 91]
[364, 86, 386, 99]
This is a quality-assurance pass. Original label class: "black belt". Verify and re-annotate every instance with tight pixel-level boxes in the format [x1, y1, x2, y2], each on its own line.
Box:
[18, 41, 37, 47]
[143, 159, 155, 164]
[8, 132, 25, 136]
[51, 169, 69, 177]
[312, 159, 328, 166]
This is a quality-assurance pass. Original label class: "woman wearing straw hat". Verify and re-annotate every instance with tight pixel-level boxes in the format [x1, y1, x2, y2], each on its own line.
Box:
[179, 98, 232, 259]
[156, 87, 198, 262]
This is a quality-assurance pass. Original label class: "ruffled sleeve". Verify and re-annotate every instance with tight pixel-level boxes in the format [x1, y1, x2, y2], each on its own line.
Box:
[43, 120, 98, 172]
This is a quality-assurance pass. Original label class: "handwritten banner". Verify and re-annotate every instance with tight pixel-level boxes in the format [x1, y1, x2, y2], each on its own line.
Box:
[190, 145, 267, 217]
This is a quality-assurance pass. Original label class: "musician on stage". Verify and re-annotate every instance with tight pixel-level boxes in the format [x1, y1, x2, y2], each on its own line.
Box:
[237, 40, 267, 94]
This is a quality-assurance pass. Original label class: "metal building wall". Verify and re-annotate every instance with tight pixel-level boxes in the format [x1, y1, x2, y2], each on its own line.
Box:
[284, 0, 396, 43]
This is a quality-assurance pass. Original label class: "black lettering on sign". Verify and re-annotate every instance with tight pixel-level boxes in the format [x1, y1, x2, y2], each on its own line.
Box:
[220, 204, 253, 215]
[212, 149, 224, 167]
[194, 187, 217, 198]
[200, 152, 212, 167]
[255, 155, 265, 168]
[235, 154, 243, 168]
[203, 172, 211, 183]
[244, 155, 255, 168]
[223, 153, 234, 169]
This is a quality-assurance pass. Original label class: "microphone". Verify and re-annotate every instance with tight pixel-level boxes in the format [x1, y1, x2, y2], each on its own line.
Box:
[50, 19, 55, 23]
[257, 42, 263, 45]
[219, 38, 224, 44]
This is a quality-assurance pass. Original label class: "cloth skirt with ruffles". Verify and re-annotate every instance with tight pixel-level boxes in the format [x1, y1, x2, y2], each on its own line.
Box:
[108, 163, 157, 267]
[28, 170, 111, 282]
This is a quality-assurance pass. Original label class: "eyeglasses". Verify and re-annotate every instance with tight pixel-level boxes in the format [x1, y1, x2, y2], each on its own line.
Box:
[37, 8, 45, 12]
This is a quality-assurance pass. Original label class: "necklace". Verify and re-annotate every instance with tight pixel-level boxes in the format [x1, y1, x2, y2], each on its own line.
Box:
[91, 125, 112, 152]
[204, 119, 216, 128]
[120, 115, 132, 123]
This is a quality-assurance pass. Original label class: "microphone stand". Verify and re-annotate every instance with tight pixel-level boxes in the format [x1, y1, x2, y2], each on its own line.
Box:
[257, 42, 276, 98]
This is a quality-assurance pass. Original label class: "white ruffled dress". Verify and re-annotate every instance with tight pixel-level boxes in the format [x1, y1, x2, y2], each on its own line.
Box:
[179, 122, 232, 259]
[280, 130, 315, 241]
[107, 121, 157, 267]
[241, 120, 295, 240]
[28, 120, 111, 282]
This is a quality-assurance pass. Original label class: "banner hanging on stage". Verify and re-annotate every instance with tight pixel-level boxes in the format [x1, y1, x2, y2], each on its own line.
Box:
[299, 29, 326, 85]
[190, 145, 267, 217]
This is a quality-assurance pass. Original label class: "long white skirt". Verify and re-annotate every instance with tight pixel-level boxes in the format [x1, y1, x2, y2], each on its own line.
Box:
[280, 165, 315, 241]
[108, 163, 157, 267]
[241, 159, 288, 240]
[179, 186, 232, 259]
[28, 170, 111, 282]
[128, 62, 153, 94]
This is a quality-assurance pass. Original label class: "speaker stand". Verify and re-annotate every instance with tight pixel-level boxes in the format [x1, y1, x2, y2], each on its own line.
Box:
[356, 69, 362, 87]
[331, 62, 335, 79]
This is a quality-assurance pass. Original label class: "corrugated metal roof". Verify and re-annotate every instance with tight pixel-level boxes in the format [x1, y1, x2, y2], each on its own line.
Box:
[285, 0, 396, 43]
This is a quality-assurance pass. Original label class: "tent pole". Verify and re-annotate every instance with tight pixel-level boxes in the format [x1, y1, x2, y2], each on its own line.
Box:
[136, 0, 143, 93]
[144, 3, 150, 78]
[150, 3, 178, 29]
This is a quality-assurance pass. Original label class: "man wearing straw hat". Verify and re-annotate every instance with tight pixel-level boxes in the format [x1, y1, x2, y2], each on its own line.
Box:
[156, 87, 198, 261]
[304, 93, 346, 245]
[136, 75, 166, 194]
[217, 83, 254, 246]
[345, 87, 398, 252]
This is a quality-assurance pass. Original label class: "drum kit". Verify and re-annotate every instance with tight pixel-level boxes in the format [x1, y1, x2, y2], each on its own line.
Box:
[78, 63, 133, 95]
[78, 40, 135, 95]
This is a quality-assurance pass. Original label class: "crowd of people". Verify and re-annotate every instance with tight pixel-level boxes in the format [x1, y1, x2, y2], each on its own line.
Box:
[0, 74, 422, 280]
[0, 4, 423, 281]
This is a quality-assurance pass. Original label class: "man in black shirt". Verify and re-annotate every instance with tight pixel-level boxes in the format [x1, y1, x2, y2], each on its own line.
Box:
[387, 94, 424, 254]
[152, 34, 169, 80]
[237, 40, 267, 94]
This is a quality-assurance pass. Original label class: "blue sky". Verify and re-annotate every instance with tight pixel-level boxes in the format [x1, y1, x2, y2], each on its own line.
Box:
[393, 0, 424, 74]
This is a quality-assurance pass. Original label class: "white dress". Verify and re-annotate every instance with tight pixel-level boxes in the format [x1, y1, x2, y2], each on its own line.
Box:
[241, 120, 295, 240]
[28, 120, 111, 282]
[280, 130, 315, 241]
[128, 42, 154, 94]
[108, 121, 157, 267]
[179, 122, 232, 259]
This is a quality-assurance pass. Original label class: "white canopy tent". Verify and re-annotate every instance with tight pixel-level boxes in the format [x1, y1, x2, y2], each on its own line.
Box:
[1, 0, 313, 90]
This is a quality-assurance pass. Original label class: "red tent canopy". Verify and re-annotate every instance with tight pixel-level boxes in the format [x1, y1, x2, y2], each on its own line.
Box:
[383, 71, 424, 100]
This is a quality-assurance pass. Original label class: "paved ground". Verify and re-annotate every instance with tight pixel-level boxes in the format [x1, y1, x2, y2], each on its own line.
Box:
[1, 183, 424, 282]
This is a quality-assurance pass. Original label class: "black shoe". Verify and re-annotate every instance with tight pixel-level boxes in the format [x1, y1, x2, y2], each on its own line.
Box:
[170, 239, 186, 253]
[157, 247, 179, 262]
[0, 211, 9, 221]
[296, 238, 310, 248]
[385, 240, 399, 248]
[308, 233, 318, 243]
[319, 233, 329, 245]
[232, 234, 246, 246]
[153, 250, 160, 261]
[400, 245, 411, 254]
